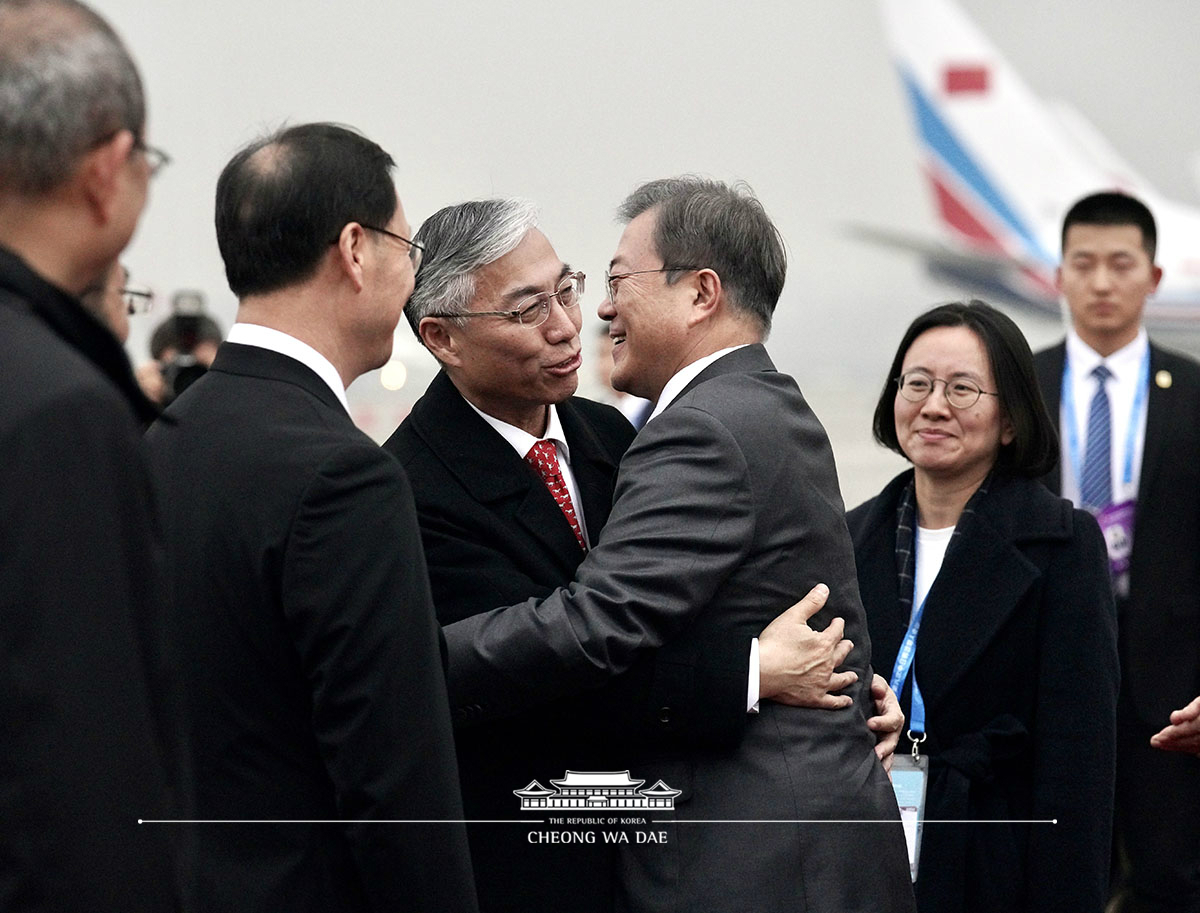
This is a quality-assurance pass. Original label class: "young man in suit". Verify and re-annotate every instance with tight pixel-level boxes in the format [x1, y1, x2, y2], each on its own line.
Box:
[0, 2, 186, 909]
[1033, 191, 1200, 913]
[435, 182, 914, 912]
[387, 198, 884, 912]
[145, 124, 477, 913]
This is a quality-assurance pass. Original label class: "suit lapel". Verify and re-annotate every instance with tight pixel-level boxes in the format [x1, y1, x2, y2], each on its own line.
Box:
[558, 401, 622, 544]
[1138, 344, 1172, 498]
[409, 372, 586, 575]
[916, 515, 1040, 713]
[1035, 342, 1066, 494]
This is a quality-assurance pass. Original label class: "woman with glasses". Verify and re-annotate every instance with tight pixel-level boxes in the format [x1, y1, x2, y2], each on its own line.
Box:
[846, 300, 1118, 912]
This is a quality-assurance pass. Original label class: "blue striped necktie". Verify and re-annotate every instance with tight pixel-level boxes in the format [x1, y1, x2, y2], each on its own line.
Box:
[1080, 364, 1113, 511]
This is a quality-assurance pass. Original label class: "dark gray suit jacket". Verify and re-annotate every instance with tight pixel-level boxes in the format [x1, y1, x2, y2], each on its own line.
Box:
[445, 345, 914, 913]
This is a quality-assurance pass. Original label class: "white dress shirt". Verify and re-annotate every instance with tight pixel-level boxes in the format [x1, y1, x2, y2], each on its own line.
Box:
[1060, 327, 1149, 508]
[645, 345, 749, 424]
[225, 323, 350, 414]
[463, 400, 590, 547]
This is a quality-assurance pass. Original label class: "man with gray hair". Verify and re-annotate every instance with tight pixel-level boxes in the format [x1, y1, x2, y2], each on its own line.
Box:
[388, 190, 910, 912]
[0, 1, 185, 910]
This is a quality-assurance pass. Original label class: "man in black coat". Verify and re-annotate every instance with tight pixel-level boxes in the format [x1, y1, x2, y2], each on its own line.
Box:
[146, 124, 477, 913]
[1034, 191, 1200, 913]
[0, 2, 186, 909]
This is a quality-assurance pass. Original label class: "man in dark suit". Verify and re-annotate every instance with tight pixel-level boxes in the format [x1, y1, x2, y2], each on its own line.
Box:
[145, 124, 477, 913]
[0, 3, 187, 910]
[386, 198, 879, 912]
[437, 181, 914, 912]
[1033, 191, 1200, 913]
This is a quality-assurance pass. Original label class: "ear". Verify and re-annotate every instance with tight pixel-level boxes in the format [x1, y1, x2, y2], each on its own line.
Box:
[1000, 412, 1016, 447]
[685, 268, 722, 328]
[78, 130, 136, 223]
[332, 222, 370, 292]
[1054, 265, 1064, 293]
[419, 315, 463, 367]
[1150, 263, 1164, 294]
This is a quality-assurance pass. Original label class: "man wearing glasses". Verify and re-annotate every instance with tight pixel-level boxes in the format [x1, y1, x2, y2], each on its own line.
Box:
[0, 1, 185, 910]
[146, 123, 477, 913]
[390, 194, 909, 912]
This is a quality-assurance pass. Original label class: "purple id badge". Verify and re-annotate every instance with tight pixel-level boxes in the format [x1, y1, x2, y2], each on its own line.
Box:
[1096, 499, 1135, 579]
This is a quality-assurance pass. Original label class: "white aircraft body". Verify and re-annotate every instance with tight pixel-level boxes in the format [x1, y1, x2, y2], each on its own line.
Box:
[871, 0, 1200, 324]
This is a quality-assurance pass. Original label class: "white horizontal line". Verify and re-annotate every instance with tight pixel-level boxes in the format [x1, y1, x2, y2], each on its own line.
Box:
[653, 819, 1058, 825]
[138, 818, 1057, 825]
[138, 819, 541, 825]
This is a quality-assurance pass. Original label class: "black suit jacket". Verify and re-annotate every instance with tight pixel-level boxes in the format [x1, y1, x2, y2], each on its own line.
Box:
[146, 343, 476, 913]
[0, 247, 186, 911]
[384, 371, 635, 913]
[1034, 341, 1200, 726]
[848, 471, 1118, 913]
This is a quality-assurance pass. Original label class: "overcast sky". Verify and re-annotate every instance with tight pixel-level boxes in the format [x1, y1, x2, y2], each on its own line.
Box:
[92, 0, 1200, 502]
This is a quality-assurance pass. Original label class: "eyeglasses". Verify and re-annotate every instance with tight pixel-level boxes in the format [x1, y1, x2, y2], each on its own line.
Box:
[429, 271, 585, 329]
[90, 130, 171, 177]
[122, 286, 154, 315]
[604, 266, 704, 303]
[896, 371, 999, 409]
[133, 138, 171, 177]
[361, 224, 424, 271]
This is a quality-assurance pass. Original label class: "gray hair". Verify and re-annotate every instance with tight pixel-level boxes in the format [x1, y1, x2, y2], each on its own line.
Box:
[0, 0, 144, 195]
[618, 176, 786, 333]
[404, 197, 539, 337]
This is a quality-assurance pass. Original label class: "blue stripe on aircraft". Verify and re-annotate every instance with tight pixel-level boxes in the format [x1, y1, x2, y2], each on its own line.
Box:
[900, 67, 1055, 267]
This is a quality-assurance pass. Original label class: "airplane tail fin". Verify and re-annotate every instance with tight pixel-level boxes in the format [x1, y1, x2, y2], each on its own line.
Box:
[878, 0, 1150, 299]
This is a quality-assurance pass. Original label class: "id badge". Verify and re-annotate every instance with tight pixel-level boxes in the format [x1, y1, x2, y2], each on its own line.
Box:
[1096, 499, 1135, 579]
[889, 753, 928, 883]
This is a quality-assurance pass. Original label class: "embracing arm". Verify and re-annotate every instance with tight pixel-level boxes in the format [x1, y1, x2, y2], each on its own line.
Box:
[444, 406, 758, 721]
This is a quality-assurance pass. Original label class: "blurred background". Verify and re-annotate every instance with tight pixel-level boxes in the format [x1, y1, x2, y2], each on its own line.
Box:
[94, 0, 1200, 506]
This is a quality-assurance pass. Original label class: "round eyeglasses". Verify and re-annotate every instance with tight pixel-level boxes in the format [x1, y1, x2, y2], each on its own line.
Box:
[896, 371, 999, 409]
[430, 271, 585, 329]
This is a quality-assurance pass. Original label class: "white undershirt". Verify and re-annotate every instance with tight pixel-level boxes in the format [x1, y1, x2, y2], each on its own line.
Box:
[913, 526, 955, 617]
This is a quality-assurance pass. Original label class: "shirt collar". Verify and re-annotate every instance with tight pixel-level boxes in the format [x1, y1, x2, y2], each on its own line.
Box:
[463, 398, 571, 463]
[646, 344, 748, 424]
[1066, 325, 1149, 384]
[226, 322, 350, 413]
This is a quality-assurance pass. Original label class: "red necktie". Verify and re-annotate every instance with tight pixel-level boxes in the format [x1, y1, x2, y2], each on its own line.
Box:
[525, 440, 586, 551]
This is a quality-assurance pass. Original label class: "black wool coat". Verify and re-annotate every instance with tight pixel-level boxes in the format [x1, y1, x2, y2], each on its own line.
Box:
[847, 470, 1118, 913]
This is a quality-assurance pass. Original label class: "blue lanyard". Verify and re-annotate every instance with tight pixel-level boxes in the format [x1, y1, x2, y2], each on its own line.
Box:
[889, 594, 928, 738]
[1062, 350, 1150, 491]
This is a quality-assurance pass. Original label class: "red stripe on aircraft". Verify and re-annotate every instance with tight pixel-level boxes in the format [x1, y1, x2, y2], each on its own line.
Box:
[926, 168, 1058, 300]
[945, 65, 989, 94]
[929, 170, 1007, 254]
